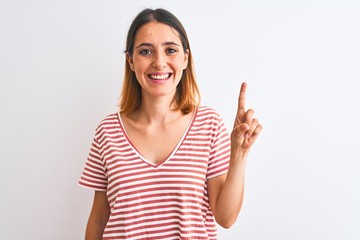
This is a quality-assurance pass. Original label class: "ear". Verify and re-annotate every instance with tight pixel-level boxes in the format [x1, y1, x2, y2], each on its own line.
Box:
[183, 49, 189, 70]
[126, 53, 135, 71]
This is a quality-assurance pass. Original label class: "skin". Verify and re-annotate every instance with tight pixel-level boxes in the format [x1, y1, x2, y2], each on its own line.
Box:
[128, 21, 188, 101]
[207, 82, 262, 228]
[85, 191, 110, 240]
[85, 21, 262, 239]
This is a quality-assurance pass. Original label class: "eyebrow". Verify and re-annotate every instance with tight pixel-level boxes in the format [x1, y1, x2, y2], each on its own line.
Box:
[135, 41, 180, 49]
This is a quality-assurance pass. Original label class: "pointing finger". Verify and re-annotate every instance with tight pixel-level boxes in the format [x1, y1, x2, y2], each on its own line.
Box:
[237, 82, 247, 121]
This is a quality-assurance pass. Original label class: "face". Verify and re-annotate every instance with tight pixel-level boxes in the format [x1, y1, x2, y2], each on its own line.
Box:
[127, 21, 189, 100]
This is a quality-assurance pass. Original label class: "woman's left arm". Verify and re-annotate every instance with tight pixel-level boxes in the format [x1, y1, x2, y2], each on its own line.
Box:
[207, 82, 262, 228]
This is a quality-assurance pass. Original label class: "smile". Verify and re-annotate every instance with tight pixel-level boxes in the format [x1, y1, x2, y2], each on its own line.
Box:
[148, 73, 172, 80]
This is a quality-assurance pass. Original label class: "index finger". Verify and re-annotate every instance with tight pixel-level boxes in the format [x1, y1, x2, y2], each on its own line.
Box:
[237, 82, 247, 118]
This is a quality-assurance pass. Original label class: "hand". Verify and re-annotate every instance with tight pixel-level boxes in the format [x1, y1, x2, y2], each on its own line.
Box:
[231, 82, 262, 152]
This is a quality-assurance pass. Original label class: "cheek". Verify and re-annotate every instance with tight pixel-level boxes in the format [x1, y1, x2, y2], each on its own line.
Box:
[133, 60, 148, 72]
[172, 58, 187, 70]
[180, 57, 188, 70]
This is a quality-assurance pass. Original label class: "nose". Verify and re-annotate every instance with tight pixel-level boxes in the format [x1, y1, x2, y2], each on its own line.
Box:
[151, 52, 166, 69]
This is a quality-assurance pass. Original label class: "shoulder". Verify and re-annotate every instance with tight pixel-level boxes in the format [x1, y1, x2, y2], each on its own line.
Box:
[195, 106, 230, 142]
[196, 106, 223, 121]
[94, 112, 121, 135]
[194, 106, 226, 130]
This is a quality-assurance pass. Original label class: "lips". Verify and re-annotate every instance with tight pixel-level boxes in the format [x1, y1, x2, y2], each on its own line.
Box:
[148, 73, 172, 80]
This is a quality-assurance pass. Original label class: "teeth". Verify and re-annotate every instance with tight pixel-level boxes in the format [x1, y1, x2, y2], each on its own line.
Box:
[149, 74, 170, 80]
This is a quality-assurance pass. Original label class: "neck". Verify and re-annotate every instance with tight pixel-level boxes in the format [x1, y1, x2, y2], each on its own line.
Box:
[133, 94, 181, 126]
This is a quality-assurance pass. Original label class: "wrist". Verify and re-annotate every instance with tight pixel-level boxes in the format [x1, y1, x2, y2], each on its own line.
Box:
[230, 147, 249, 165]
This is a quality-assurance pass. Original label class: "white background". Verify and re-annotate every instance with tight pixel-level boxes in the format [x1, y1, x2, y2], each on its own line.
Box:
[1, 0, 359, 239]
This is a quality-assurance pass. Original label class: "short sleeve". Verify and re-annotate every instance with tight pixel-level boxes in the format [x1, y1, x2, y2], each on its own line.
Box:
[78, 136, 108, 191]
[206, 117, 231, 180]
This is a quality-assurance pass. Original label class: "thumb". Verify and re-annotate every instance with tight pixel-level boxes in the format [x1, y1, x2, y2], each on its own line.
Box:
[233, 123, 250, 137]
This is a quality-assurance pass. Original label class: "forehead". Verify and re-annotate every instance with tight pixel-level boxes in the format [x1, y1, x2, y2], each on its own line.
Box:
[135, 21, 182, 44]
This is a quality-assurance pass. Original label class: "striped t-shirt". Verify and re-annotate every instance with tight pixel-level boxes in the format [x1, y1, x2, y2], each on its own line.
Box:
[79, 106, 231, 240]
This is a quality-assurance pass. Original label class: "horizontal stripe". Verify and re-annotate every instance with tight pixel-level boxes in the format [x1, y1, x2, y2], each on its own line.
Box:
[79, 106, 230, 239]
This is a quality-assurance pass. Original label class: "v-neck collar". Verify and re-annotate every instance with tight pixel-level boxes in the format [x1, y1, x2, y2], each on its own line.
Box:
[117, 109, 198, 169]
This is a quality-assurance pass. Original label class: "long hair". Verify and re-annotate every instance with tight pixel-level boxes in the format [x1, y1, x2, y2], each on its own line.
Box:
[120, 8, 200, 115]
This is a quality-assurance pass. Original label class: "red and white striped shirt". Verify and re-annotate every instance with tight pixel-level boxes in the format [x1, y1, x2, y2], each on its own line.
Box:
[79, 106, 231, 240]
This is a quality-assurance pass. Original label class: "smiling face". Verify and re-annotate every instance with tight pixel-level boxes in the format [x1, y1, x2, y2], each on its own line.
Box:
[127, 21, 189, 100]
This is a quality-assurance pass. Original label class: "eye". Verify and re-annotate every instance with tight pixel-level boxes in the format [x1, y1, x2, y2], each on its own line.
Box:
[139, 49, 152, 55]
[166, 48, 177, 54]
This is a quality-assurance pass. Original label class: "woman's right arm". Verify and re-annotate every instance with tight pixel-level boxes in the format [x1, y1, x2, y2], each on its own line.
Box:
[85, 191, 110, 240]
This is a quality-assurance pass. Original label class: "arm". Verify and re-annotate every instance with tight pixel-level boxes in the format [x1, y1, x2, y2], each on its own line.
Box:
[208, 82, 262, 228]
[85, 191, 110, 240]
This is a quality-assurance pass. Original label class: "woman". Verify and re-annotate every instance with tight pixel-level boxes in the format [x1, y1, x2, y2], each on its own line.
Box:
[79, 8, 262, 240]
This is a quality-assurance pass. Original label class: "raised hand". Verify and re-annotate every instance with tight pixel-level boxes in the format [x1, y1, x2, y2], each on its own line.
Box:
[231, 82, 262, 152]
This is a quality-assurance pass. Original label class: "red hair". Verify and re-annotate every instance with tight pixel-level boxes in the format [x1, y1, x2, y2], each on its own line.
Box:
[120, 8, 200, 115]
